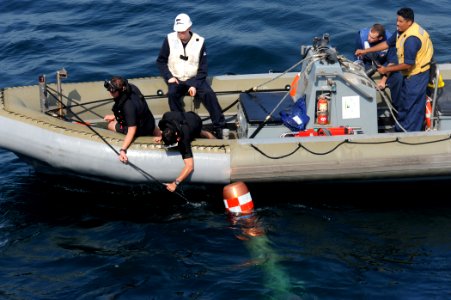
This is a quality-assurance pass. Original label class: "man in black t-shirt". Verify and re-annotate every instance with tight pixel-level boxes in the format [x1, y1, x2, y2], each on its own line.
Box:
[154, 111, 214, 192]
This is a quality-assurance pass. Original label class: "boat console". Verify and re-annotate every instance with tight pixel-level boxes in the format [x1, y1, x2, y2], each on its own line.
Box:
[237, 34, 379, 139]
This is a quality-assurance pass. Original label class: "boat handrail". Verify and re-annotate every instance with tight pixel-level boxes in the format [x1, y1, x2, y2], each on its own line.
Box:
[56, 68, 68, 117]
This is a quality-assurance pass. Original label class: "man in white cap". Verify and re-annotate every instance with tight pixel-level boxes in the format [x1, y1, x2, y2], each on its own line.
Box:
[156, 13, 225, 139]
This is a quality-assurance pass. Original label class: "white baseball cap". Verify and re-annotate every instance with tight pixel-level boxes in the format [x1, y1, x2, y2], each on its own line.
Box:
[173, 13, 192, 32]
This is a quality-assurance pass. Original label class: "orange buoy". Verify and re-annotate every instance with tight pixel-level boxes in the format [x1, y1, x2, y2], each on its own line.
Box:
[223, 181, 254, 215]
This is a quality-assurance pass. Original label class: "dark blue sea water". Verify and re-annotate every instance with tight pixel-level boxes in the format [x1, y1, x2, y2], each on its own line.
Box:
[1, 1, 451, 299]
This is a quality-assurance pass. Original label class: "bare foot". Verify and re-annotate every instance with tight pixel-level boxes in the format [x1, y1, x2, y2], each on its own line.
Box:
[200, 130, 216, 139]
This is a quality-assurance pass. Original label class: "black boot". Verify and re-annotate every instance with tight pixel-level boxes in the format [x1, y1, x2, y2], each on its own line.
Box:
[213, 127, 223, 139]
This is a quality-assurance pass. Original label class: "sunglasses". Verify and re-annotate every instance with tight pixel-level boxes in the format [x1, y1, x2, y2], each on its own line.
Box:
[164, 142, 179, 149]
[104, 80, 119, 93]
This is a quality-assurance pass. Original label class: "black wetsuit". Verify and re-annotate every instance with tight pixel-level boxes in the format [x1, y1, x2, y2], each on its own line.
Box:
[158, 111, 202, 159]
[112, 84, 155, 136]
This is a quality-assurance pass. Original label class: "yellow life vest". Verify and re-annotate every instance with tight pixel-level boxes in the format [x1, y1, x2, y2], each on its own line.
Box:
[396, 22, 434, 76]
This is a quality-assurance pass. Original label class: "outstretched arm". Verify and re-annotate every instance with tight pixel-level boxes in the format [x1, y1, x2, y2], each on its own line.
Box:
[377, 63, 412, 75]
[166, 157, 194, 192]
[355, 41, 389, 57]
[119, 126, 137, 163]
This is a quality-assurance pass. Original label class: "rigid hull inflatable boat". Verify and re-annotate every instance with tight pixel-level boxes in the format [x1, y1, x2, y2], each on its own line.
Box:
[1, 34, 451, 185]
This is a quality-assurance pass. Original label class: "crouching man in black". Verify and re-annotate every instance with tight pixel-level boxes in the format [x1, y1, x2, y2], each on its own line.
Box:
[154, 111, 214, 192]
[104, 76, 160, 163]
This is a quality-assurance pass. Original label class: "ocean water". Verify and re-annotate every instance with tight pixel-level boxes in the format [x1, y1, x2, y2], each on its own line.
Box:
[1, 1, 451, 299]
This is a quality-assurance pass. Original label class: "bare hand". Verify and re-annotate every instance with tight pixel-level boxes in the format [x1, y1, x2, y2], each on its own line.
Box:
[165, 182, 177, 192]
[188, 87, 196, 97]
[377, 77, 388, 90]
[119, 152, 128, 163]
[377, 66, 387, 75]
[104, 114, 115, 122]
[168, 77, 179, 84]
[377, 82, 386, 90]
[355, 49, 365, 57]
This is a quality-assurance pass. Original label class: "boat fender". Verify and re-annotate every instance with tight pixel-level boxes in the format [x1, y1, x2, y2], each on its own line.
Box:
[425, 95, 432, 130]
[223, 182, 254, 215]
[428, 73, 445, 89]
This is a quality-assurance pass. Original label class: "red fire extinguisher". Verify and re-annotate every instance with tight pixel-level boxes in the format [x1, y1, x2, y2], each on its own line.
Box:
[317, 94, 330, 125]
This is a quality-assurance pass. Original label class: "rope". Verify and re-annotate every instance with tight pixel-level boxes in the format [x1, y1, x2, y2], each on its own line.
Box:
[249, 134, 451, 160]
[246, 53, 328, 138]
[338, 55, 407, 132]
[247, 57, 310, 92]
[45, 87, 190, 202]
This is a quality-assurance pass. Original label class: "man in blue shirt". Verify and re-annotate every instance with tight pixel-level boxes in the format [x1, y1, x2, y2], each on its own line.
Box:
[355, 8, 434, 132]
[355, 23, 391, 69]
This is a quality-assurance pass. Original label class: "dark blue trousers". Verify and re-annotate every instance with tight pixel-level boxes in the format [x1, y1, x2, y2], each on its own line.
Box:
[387, 71, 403, 111]
[395, 71, 430, 132]
[167, 81, 225, 129]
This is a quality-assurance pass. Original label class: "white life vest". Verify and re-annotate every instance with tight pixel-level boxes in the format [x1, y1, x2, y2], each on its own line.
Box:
[167, 32, 205, 81]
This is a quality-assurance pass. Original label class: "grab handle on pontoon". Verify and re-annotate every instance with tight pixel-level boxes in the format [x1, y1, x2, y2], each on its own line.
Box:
[38, 74, 48, 113]
[56, 68, 68, 117]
